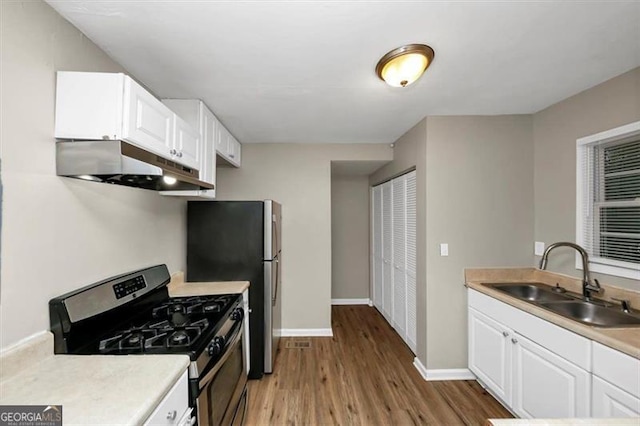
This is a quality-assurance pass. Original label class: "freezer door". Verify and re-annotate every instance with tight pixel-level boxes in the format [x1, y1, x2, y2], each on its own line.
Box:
[263, 256, 281, 373]
[264, 200, 282, 259]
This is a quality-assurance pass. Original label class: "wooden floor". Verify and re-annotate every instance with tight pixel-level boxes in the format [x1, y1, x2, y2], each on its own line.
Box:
[246, 305, 512, 425]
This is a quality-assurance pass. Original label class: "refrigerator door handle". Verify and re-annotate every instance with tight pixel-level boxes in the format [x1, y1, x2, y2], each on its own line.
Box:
[272, 258, 279, 306]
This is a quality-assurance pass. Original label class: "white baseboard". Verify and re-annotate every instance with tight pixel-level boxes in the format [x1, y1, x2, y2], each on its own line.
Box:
[331, 298, 371, 305]
[413, 357, 476, 381]
[280, 328, 334, 337]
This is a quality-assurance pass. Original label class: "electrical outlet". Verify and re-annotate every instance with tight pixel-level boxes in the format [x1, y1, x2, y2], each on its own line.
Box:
[440, 243, 449, 257]
[535, 241, 545, 256]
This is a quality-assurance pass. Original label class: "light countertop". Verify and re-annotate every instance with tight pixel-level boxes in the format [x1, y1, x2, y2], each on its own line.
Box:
[466, 268, 640, 359]
[168, 272, 249, 297]
[0, 332, 189, 425]
[489, 419, 639, 425]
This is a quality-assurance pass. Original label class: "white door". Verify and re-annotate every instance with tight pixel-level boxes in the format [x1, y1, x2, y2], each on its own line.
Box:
[511, 332, 590, 418]
[381, 181, 394, 322]
[392, 176, 407, 337]
[592, 376, 640, 417]
[174, 115, 200, 170]
[122, 77, 173, 158]
[371, 186, 383, 311]
[468, 308, 512, 406]
[405, 171, 417, 351]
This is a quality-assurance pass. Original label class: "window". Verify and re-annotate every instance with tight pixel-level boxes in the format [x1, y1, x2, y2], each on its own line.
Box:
[577, 121, 640, 280]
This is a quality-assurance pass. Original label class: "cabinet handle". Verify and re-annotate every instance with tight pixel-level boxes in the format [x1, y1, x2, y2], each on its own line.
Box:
[511, 338, 518, 344]
[166, 410, 177, 421]
[230, 154, 235, 158]
[177, 151, 183, 158]
[502, 331, 509, 337]
[170, 149, 177, 155]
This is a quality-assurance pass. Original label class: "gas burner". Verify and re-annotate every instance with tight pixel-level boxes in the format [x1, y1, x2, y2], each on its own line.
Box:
[98, 326, 160, 353]
[145, 326, 204, 350]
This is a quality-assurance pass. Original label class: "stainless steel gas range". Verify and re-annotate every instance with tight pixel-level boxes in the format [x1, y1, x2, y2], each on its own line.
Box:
[49, 264, 248, 426]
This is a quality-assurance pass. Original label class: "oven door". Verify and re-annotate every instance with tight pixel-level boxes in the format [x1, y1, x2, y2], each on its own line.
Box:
[197, 322, 248, 426]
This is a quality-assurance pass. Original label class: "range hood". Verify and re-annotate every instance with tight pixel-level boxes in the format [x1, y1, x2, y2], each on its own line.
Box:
[56, 140, 214, 191]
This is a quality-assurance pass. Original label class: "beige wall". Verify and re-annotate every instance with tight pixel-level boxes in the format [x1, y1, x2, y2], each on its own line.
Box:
[371, 116, 534, 370]
[0, 1, 187, 349]
[533, 67, 640, 290]
[370, 119, 428, 361]
[331, 175, 370, 300]
[424, 115, 534, 369]
[216, 144, 392, 331]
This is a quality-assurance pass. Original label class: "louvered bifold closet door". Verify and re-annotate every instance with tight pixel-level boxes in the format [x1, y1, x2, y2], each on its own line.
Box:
[381, 181, 394, 322]
[392, 176, 407, 338]
[372, 186, 383, 311]
[405, 171, 417, 351]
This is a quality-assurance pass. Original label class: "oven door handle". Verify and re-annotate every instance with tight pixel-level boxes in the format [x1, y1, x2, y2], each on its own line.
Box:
[198, 323, 243, 390]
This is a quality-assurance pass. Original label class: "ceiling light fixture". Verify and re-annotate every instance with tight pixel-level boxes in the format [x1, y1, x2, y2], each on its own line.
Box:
[375, 44, 435, 88]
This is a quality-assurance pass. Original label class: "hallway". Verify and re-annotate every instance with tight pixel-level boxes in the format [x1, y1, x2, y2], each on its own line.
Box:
[246, 305, 512, 425]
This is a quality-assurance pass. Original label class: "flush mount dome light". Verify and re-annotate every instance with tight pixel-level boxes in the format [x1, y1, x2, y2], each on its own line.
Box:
[376, 44, 435, 87]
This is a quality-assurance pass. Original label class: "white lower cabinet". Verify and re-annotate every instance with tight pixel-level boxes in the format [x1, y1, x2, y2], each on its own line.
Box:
[511, 332, 590, 418]
[468, 308, 512, 405]
[469, 290, 591, 419]
[144, 370, 191, 426]
[592, 376, 640, 417]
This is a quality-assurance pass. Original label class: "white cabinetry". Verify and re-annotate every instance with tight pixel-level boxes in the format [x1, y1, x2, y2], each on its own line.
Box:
[216, 125, 242, 168]
[144, 370, 191, 426]
[161, 99, 217, 198]
[371, 171, 417, 351]
[511, 332, 590, 418]
[592, 342, 640, 417]
[468, 308, 512, 405]
[55, 72, 199, 171]
[468, 290, 591, 418]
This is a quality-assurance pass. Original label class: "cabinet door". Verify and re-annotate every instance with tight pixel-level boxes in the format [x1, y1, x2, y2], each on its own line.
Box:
[122, 77, 173, 157]
[468, 308, 512, 406]
[174, 115, 200, 170]
[371, 186, 383, 311]
[511, 332, 590, 418]
[392, 176, 407, 337]
[381, 181, 394, 323]
[144, 370, 189, 425]
[200, 104, 217, 186]
[592, 376, 640, 417]
[216, 124, 228, 156]
[231, 139, 242, 166]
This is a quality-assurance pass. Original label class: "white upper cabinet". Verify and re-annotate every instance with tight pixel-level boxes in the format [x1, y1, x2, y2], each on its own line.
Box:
[216, 123, 242, 168]
[160, 99, 217, 199]
[172, 114, 200, 170]
[55, 72, 198, 171]
[122, 76, 174, 159]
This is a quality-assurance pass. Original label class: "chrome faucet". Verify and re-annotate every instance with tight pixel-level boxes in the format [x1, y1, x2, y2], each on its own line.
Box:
[539, 242, 602, 300]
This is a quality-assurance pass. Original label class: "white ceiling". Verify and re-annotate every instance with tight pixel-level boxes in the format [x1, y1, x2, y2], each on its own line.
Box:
[47, 1, 640, 144]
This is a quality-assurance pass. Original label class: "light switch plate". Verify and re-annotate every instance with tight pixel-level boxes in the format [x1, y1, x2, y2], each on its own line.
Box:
[535, 241, 545, 256]
[440, 243, 449, 257]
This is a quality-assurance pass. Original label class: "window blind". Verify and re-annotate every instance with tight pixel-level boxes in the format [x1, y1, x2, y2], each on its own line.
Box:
[579, 134, 640, 270]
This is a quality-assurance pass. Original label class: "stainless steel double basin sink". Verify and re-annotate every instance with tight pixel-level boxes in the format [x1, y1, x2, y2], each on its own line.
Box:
[483, 282, 640, 328]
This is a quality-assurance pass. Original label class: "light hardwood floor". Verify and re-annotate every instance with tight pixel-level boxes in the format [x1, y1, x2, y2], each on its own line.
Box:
[246, 305, 512, 425]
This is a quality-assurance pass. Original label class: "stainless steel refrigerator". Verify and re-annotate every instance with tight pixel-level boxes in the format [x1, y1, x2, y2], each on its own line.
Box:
[186, 200, 282, 379]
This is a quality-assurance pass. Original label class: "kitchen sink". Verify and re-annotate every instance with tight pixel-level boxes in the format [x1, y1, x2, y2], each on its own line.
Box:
[538, 301, 640, 327]
[485, 282, 573, 302]
[481, 282, 640, 328]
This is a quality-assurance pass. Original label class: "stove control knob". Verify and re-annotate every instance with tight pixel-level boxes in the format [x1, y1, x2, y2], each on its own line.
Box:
[231, 308, 244, 321]
[207, 336, 225, 357]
